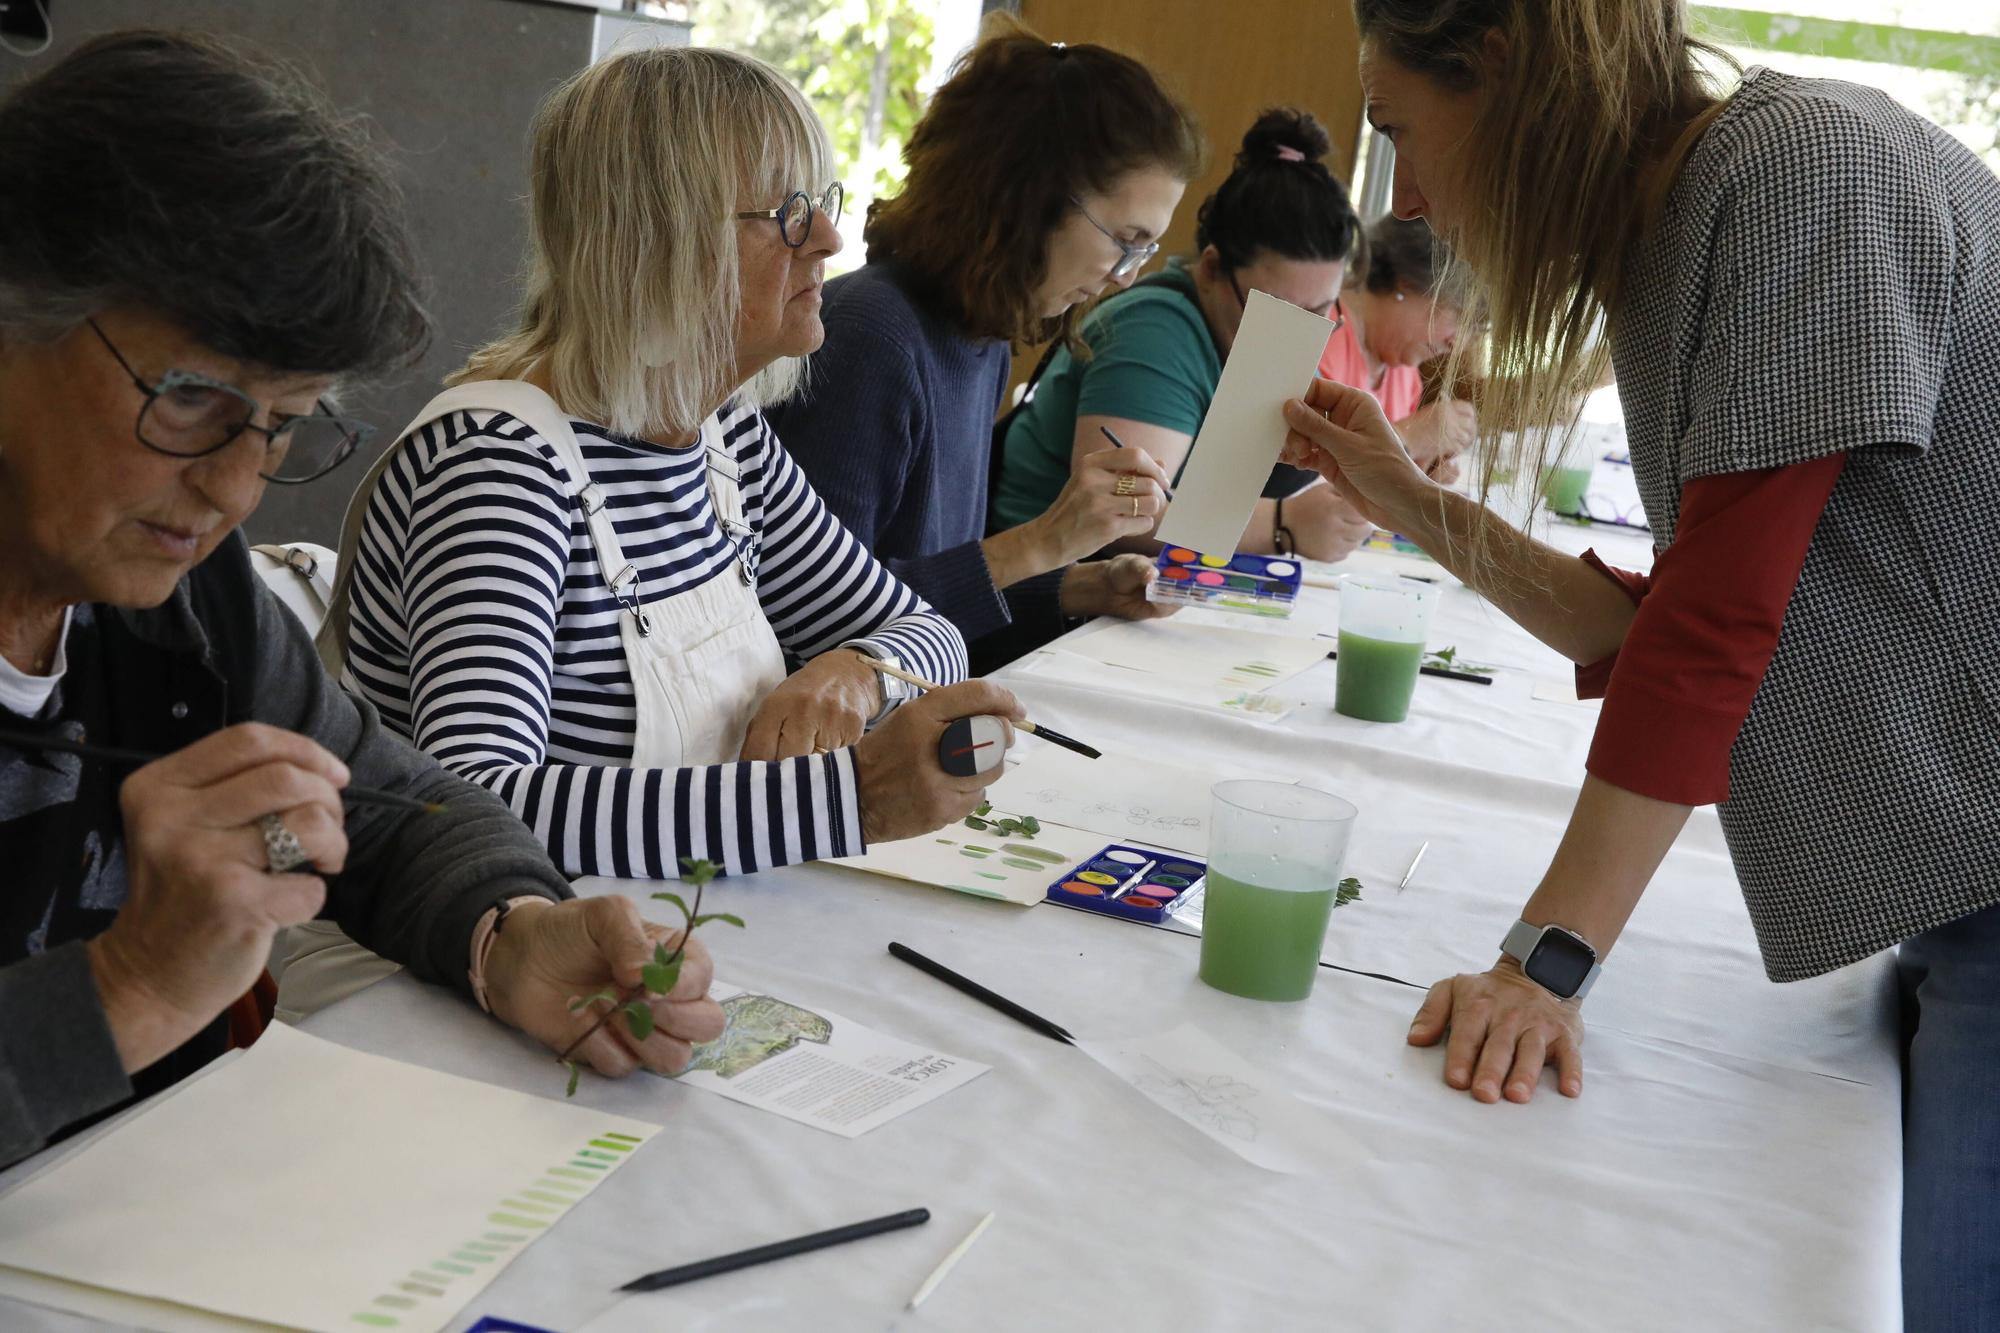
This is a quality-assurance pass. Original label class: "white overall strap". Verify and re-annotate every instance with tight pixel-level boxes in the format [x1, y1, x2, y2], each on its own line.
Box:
[699, 413, 758, 584]
[251, 544, 334, 609]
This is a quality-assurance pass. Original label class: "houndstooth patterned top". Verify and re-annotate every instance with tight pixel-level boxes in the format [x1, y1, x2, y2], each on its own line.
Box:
[1613, 69, 2000, 982]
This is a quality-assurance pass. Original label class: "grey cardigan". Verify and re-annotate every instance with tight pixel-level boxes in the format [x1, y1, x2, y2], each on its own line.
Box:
[0, 533, 571, 1164]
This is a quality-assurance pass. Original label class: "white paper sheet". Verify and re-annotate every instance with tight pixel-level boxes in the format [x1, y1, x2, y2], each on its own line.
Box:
[983, 745, 1227, 856]
[0, 1023, 655, 1333]
[829, 808, 1106, 905]
[1157, 289, 1338, 556]
[671, 983, 988, 1137]
[1057, 619, 1329, 692]
[1080, 1024, 1366, 1175]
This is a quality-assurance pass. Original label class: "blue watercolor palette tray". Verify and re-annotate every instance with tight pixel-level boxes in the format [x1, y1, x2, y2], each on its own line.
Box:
[1149, 547, 1301, 618]
[1046, 843, 1207, 924]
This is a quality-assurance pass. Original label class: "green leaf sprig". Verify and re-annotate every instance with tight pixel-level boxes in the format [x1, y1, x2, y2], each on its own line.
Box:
[962, 801, 1041, 838]
[559, 858, 744, 1096]
[1423, 646, 1496, 675]
[1336, 877, 1363, 908]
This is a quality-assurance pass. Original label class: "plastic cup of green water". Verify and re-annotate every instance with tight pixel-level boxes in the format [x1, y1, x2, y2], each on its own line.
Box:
[1540, 462, 1593, 514]
[1334, 573, 1439, 724]
[1198, 780, 1358, 1002]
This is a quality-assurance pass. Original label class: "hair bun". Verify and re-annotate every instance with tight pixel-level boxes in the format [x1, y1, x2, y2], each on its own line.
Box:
[1237, 107, 1330, 167]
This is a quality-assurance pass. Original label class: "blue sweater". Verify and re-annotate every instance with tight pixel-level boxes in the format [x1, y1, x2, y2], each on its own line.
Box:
[766, 260, 1066, 645]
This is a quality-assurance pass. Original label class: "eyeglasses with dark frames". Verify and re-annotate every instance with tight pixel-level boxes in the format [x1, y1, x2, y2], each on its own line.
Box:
[88, 319, 373, 485]
[735, 181, 844, 249]
[1069, 195, 1160, 283]
[1226, 272, 1346, 333]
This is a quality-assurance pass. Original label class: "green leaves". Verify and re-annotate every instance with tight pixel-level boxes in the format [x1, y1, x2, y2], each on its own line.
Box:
[1424, 645, 1496, 675]
[567, 989, 617, 1014]
[564, 1061, 581, 1098]
[1335, 877, 1363, 908]
[964, 805, 1041, 839]
[651, 891, 692, 920]
[676, 858, 720, 887]
[692, 913, 746, 929]
[623, 1001, 655, 1042]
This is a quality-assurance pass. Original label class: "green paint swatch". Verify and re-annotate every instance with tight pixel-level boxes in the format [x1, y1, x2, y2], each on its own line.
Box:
[577, 1149, 619, 1162]
[588, 1138, 634, 1152]
[521, 1189, 572, 1206]
[484, 1231, 529, 1243]
[451, 1250, 495, 1264]
[490, 1212, 549, 1230]
[534, 1179, 583, 1193]
[397, 1282, 445, 1298]
[568, 1158, 609, 1170]
[350, 1316, 399, 1328]
[466, 1240, 511, 1252]
[1001, 858, 1041, 870]
[373, 1295, 418, 1309]
[546, 1167, 596, 1182]
[602, 1131, 642, 1142]
[500, 1198, 557, 1214]
[431, 1260, 475, 1276]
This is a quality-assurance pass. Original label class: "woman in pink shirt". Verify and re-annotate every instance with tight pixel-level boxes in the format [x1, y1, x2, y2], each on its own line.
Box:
[1319, 215, 1473, 461]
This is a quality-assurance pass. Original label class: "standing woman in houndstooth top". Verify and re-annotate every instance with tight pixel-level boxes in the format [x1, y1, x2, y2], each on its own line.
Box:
[1278, 0, 1999, 1321]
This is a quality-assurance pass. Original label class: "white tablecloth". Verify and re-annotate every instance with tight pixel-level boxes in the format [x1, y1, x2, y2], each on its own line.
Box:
[0, 503, 1903, 1332]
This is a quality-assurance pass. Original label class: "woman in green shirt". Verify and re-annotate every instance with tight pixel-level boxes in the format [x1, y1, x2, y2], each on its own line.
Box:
[996, 110, 1414, 560]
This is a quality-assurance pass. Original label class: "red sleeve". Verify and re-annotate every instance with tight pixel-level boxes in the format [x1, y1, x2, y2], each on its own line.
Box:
[1573, 552, 1651, 697]
[1579, 452, 1847, 805]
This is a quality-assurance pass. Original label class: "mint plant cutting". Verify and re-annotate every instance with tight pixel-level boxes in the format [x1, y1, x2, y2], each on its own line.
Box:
[559, 858, 742, 1096]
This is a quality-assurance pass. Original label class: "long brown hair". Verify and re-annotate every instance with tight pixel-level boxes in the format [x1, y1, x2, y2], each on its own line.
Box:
[863, 13, 1203, 346]
[1355, 0, 1732, 490]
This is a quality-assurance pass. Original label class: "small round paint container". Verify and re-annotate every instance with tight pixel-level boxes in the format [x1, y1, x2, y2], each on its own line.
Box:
[1103, 850, 1150, 865]
[1076, 871, 1118, 887]
[1161, 565, 1193, 582]
[1194, 571, 1226, 587]
[1166, 547, 1198, 563]
[1060, 880, 1104, 896]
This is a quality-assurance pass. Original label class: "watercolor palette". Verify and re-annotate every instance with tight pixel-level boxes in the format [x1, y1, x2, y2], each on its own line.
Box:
[1149, 547, 1301, 618]
[1046, 843, 1208, 924]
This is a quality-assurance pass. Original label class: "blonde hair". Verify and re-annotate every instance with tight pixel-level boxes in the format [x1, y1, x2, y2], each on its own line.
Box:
[457, 46, 835, 437]
[1355, 0, 1733, 508]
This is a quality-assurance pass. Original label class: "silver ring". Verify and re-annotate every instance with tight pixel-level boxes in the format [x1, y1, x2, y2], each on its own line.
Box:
[258, 812, 311, 874]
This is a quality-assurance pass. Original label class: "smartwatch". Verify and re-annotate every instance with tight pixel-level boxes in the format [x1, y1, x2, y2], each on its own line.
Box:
[1500, 920, 1601, 1000]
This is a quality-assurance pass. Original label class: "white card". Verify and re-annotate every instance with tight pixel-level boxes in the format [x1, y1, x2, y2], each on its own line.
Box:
[983, 744, 1225, 857]
[830, 811, 1106, 905]
[1156, 289, 1337, 556]
[0, 1023, 657, 1333]
[671, 982, 988, 1137]
[1080, 1024, 1367, 1175]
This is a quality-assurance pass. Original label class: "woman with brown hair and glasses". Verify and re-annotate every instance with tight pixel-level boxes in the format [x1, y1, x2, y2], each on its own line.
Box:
[765, 16, 1200, 668]
[1279, 0, 1999, 1320]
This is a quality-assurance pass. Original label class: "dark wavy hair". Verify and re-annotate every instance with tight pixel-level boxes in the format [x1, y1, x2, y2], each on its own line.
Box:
[0, 29, 429, 379]
[863, 13, 1204, 346]
[1361, 214, 1446, 295]
[1195, 108, 1361, 272]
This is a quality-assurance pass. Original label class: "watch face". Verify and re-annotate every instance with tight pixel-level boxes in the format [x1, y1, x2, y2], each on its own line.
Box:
[1526, 930, 1596, 998]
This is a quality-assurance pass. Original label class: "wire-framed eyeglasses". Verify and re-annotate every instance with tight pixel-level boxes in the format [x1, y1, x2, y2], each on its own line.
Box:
[88, 319, 372, 485]
[735, 181, 844, 249]
[1070, 195, 1160, 283]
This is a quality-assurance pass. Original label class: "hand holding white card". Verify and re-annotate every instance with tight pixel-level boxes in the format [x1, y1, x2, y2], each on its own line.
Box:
[1157, 289, 1337, 557]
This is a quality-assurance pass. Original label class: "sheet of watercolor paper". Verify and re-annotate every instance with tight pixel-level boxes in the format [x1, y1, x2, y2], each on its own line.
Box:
[1057, 620, 1328, 694]
[671, 981, 988, 1137]
[0, 1022, 656, 1333]
[830, 814, 1105, 905]
[1157, 289, 1337, 556]
[1080, 1024, 1365, 1175]
[984, 745, 1224, 857]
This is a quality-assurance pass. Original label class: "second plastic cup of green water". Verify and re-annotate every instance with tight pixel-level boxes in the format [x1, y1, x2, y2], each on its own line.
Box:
[1540, 461, 1593, 514]
[1198, 781, 1358, 1002]
[1335, 573, 1439, 723]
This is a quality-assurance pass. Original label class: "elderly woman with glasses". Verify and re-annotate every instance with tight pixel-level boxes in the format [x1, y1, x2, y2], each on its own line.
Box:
[333, 46, 1018, 889]
[765, 17, 1201, 670]
[0, 31, 728, 1168]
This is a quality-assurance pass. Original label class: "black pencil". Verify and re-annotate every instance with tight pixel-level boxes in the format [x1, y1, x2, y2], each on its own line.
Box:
[0, 729, 445, 813]
[1321, 651, 1495, 687]
[1098, 424, 1176, 500]
[617, 1208, 931, 1293]
[888, 942, 1075, 1045]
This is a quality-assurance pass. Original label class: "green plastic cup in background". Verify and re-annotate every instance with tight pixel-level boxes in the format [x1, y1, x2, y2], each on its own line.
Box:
[1198, 780, 1358, 1002]
[1540, 462, 1593, 514]
[1334, 573, 1439, 724]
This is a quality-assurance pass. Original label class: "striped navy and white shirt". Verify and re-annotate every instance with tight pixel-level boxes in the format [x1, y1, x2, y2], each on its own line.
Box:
[343, 400, 966, 879]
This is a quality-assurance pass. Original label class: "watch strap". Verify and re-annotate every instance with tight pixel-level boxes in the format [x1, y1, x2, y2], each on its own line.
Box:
[1499, 919, 1601, 1000]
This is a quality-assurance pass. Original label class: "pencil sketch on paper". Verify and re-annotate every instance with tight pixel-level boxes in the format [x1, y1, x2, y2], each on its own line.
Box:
[1133, 1058, 1264, 1144]
[1021, 786, 1205, 841]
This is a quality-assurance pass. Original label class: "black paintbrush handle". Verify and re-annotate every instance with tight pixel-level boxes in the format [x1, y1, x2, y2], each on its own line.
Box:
[888, 942, 1074, 1045]
[0, 729, 440, 813]
[618, 1208, 932, 1293]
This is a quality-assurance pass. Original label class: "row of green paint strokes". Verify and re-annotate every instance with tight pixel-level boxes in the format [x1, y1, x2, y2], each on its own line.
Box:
[1691, 8, 2000, 78]
[349, 1132, 643, 1326]
[934, 836, 1070, 878]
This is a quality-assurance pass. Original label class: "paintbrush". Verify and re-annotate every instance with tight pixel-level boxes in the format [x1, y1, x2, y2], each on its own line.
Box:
[1098, 424, 1176, 501]
[856, 658, 1101, 761]
[1107, 855, 1159, 902]
[0, 729, 445, 815]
